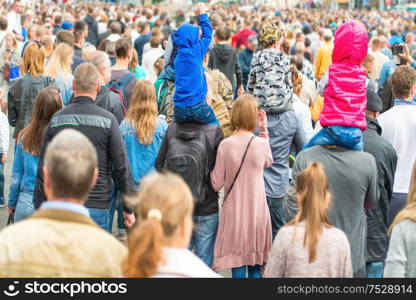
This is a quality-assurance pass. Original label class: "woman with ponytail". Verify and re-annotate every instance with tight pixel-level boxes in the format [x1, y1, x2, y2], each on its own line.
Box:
[124, 172, 220, 278]
[384, 162, 416, 277]
[265, 162, 352, 278]
[290, 65, 314, 141]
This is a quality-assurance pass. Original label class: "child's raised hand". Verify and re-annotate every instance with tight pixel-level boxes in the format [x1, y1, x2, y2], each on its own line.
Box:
[258, 109, 267, 128]
[196, 2, 208, 15]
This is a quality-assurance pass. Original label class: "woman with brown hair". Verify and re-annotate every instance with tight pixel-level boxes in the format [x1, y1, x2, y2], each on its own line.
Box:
[264, 162, 352, 278]
[8, 87, 63, 222]
[124, 172, 220, 277]
[210, 94, 273, 278]
[8, 41, 55, 139]
[384, 162, 416, 277]
[120, 79, 167, 187]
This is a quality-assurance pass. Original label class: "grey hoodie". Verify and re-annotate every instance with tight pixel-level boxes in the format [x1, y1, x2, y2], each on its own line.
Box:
[248, 48, 293, 114]
[208, 43, 242, 91]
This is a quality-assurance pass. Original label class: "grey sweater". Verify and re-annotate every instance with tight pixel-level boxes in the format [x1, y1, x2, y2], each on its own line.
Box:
[284, 146, 379, 277]
[384, 219, 416, 278]
[265, 222, 353, 278]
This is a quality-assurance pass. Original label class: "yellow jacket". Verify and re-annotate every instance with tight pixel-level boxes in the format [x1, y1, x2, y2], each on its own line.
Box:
[315, 41, 334, 80]
[0, 209, 127, 277]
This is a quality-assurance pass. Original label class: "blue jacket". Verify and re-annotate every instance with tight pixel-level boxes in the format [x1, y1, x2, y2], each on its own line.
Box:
[120, 116, 168, 186]
[173, 14, 212, 107]
[8, 143, 39, 208]
[238, 48, 254, 90]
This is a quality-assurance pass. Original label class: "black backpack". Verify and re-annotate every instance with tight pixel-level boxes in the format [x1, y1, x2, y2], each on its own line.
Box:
[164, 127, 208, 205]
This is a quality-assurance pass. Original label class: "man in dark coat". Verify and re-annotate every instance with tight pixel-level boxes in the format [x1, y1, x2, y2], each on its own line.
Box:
[363, 89, 398, 278]
[84, 6, 99, 47]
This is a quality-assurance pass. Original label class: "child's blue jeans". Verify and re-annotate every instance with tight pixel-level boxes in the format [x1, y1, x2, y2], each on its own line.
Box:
[303, 125, 363, 151]
[174, 101, 219, 125]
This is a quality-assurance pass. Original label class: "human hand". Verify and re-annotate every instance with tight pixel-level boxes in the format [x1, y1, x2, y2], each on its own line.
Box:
[237, 85, 245, 96]
[8, 207, 15, 215]
[2, 153, 7, 164]
[196, 2, 208, 15]
[398, 44, 414, 65]
[258, 109, 267, 128]
[123, 212, 136, 229]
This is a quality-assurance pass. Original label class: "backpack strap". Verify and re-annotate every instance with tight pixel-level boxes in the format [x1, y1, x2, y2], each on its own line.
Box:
[223, 135, 255, 205]
[118, 72, 136, 87]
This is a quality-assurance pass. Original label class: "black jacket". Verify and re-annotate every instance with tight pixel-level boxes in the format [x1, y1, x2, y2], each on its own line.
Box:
[208, 43, 242, 91]
[95, 86, 125, 124]
[8, 74, 55, 138]
[363, 117, 398, 262]
[84, 15, 99, 47]
[155, 123, 224, 216]
[34, 96, 135, 211]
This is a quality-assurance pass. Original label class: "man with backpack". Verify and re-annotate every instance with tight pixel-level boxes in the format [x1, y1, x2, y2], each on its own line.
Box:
[156, 121, 223, 268]
[110, 38, 138, 109]
[85, 50, 125, 124]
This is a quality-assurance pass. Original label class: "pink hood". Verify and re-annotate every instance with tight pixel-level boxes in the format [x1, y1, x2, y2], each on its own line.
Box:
[320, 21, 369, 130]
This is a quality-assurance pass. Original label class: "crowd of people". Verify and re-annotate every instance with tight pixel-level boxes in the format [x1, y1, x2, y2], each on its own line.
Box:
[0, 0, 414, 278]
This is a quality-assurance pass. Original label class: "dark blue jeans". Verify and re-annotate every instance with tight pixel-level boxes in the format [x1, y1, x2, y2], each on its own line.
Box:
[89, 208, 111, 233]
[174, 101, 219, 125]
[303, 125, 363, 151]
[189, 212, 219, 268]
[266, 197, 286, 241]
[232, 265, 262, 278]
[0, 161, 4, 205]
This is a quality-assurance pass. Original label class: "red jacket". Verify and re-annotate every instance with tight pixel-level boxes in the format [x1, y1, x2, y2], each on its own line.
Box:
[320, 21, 368, 130]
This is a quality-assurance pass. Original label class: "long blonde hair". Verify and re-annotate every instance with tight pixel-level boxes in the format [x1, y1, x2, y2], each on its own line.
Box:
[44, 43, 73, 80]
[124, 172, 194, 278]
[288, 162, 332, 263]
[390, 162, 416, 234]
[126, 79, 158, 145]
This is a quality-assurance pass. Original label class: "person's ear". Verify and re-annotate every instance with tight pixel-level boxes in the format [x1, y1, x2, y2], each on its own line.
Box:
[90, 168, 99, 189]
[43, 167, 51, 199]
[72, 80, 76, 92]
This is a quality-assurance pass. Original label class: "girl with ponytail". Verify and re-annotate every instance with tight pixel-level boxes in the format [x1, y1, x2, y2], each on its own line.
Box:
[384, 162, 416, 277]
[124, 172, 221, 278]
[265, 162, 353, 278]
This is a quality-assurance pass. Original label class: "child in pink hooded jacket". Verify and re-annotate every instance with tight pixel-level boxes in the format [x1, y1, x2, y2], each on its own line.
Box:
[304, 21, 368, 151]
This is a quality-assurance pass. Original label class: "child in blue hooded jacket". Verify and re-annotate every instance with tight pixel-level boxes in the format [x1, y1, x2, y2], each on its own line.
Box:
[173, 2, 218, 125]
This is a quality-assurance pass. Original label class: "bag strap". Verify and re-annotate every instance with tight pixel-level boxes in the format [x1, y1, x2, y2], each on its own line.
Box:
[223, 135, 255, 205]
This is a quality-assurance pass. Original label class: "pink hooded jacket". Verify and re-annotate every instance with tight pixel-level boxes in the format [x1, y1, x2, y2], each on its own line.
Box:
[320, 21, 369, 130]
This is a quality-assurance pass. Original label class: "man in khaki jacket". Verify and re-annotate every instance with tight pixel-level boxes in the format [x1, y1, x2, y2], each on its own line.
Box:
[0, 129, 127, 277]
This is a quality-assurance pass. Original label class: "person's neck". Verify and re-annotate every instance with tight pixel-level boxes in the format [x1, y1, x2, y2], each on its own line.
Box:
[74, 93, 96, 100]
[74, 42, 83, 48]
[48, 198, 84, 205]
[235, 129, 252, 135]
[218, 40, 228, 44]
[112, 59, 129, 70]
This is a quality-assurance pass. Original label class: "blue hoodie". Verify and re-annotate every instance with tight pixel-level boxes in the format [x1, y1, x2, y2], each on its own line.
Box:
[173, 14, 212, 107]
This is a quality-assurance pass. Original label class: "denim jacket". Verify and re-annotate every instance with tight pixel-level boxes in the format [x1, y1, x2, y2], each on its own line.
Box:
[120, 116, 168, 186]
[8, 143, 39, 208]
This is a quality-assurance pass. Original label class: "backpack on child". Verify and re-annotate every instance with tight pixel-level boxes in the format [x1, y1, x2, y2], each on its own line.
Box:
[106, 72, 136, 113]
[163, 126, 209, 205]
